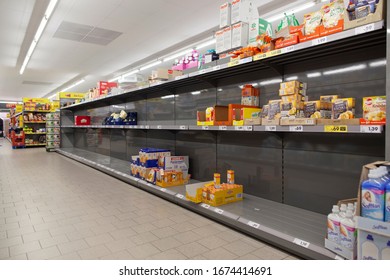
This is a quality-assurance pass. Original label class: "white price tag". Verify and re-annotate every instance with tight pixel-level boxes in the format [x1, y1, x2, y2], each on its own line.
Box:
[179, 125, 187, 130]
[157, 125, 162, 129]
[201, 203, 210, 209]
[120, 125, 124, 129]
[160, 188, 167, 192]
[240, 57, 252, 64]
[355, 23, 375, 35]
[139, 125, 145, 129]
[290, 126, 303, 132]
[198, 69, 205, 75]
[213, 65, 221, 71]
[247, 221, 260, 229]
[175, 74, 188, 80]
[215, 208, 224, 215]
[145, 125, 150, 129]
[265, 126, 277, 132]
[293, 238, 310, 248]
[360, 125, 381, 133]
[235, 126, 244, 131]
[202, 126, 209, 130]
[219, 126, 227, 131]
[245, 126, 253, 131]
[284, 45, 295, 53]
[312, 36, 328, 46]
[176, 194, 185, 199]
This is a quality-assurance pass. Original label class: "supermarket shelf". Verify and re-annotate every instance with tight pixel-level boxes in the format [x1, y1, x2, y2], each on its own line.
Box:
[25, 143, 46, 147]
[24, 110, 52, 113]
[56, 147, 339, 259]
[24, 121, 46, 124]
[61, 124, 384, 134]
[61, 21, 385, 111]
[25, 132, 46, 135]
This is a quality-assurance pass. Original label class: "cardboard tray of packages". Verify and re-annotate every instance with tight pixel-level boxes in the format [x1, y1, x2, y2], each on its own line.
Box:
[280, 118, 316, 126]
[197, 106, 230, 126]
[186, 181, 212, 204]
[244, 117, 261, 126]
[316, 119, 360, 125]
[202, 185, 243, 207]
[324, 238, 356, 260]
[261, 118, 280, 126]
[344, 0, 384, 30]
[228, 104, 260, 125]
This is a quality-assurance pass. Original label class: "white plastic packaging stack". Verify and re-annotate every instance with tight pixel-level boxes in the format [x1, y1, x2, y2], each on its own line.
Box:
[340, 210, 356, 249]
[327, 205, 341, 244]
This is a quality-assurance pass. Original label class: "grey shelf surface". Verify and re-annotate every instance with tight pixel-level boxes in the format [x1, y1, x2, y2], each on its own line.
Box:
[61, 124, 384, 134]
[56, 147, 338, 259]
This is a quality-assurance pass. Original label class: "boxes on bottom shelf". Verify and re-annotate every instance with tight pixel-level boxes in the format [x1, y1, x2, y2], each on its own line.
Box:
[186, 182, 211, 204]
[202, 183, 243, 207]
[324, 238, 356, 260]
[156, 169, 190, 188]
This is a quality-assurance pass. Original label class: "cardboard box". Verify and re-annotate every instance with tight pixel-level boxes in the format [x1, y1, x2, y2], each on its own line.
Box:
[139, 148, 171, 167]
[231, 0, 253, 24]
[344, 0, 384, 30]
[280, 81, 307, 90]
[216, 29, 225, 54]
[281, 94, 306, 103]
[151, 69, 182, 80]
[161, 156, 189, 178]
[228, 104, 259, 125]
[358, 229, 390, 260]
[262, 118, 280, 126]
[186, 182, 211, 204]
[275, 34, 299, 49]
[232, 22, 249, 49]
[320, 19, 344, 36]
[268, 100, 282, 120]
[320, 95, 339, 119]
[202, 184, 243, 207]
[280, 100, 301, 118]
[244, 117, 261, 125]
[356, 216, 390, 237]
[232, 107, 261, 126]
[220, 2, 231, 28]
[156, 169, 190, 188]
[325, 238, 357, 260]
[304, 101, 321, 119]
[223, 26, 232, 52]
[74, 116, 91, 126]
[248, 18, 273, 45]
[241, 85, 260, 106]
[197, 106, 230, 126]
[280, 118, 316, 126]
[362, 96, 386, 124]
[332, 98, 356, 120]
[279, 87, 307, 96]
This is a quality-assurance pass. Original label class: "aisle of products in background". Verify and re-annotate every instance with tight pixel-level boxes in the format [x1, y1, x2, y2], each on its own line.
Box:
[326, 162, 390, 260]
[77, 0, 383, 104]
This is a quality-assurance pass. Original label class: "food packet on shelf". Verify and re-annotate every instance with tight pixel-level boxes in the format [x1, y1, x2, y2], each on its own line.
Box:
[303, 10, 323, 35]
[321, 0, 344, 29]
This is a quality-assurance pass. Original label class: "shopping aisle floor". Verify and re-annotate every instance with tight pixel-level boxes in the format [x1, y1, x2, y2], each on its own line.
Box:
[0, 139, 299, 260]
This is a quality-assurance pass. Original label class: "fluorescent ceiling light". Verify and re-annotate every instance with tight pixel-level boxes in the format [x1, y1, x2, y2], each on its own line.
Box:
[260, 79, 283, 86]
[108, 76, 121, 82]
[252, 83, 258, 86]
[217, 89, 223, 92]
[286, 76, 298, 81]
[266, 2, 316, 22]
[196, 39, 216, 50]
[140, 61, 162, 71]
[161, 95, 175, 99]
[163, 49, 193, 62]
[48, 93, 57, 99]
[239, 85, 244, 89]
[0, 101, 18, 104]
[323, 64, 367, 75]
[191, 91, 201, 95]
[307, 72, 322, 78]
[369, 60, 387, 68]
[19, 0, 58, 75]
[62, 79, 85, 92]
[123, 69, 140, 78]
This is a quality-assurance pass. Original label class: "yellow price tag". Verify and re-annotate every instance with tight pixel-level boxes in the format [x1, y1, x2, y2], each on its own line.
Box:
[228, 59, 240, 67]
[324, 125, 348, 133]
[253, 53, 267, 61]
[267, 50, 282, 58]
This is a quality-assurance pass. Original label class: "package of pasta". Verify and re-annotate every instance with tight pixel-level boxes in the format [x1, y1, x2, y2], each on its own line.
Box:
[303, 10, 323, 36]
[322, 0, 344, 29]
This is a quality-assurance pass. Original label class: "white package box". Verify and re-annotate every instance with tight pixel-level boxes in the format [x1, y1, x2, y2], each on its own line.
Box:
[231, 0, 253, 24]
[232, 22, 248, 49]
[223, 26, 232, 52]
[215, 29, 225, 54]
[248, 18, 274, 46]
[162, 156, 189, 177]
[358, 229, 390, 260]
[219, 2, 231, 28]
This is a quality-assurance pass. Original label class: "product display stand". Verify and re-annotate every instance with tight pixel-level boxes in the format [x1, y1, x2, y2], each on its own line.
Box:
[59, 21, 388, 259]
[46, 112, 60, 151]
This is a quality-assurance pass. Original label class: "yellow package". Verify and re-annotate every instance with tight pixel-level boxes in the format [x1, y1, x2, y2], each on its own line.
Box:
[280, 81, 306, 89]
[304, 101, 321, 119]
[281, 94, 306, 103]
[363, 96, 386, 123]
[320, 95, 339, 119]
[281, 100, 301, 117]
[332, 98, 355, 120]
[268, 100, 282, 120]
[279, 87, 307, 96]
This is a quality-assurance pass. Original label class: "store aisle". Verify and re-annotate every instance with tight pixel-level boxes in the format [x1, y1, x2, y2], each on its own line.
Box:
[0, 139, 298, 260]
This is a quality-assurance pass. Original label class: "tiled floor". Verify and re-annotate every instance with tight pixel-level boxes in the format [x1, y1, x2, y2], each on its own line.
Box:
[0, 138, 299, 260]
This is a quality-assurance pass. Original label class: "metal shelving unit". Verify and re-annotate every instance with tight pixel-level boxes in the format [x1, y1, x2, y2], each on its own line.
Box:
[59, 19, 388, 260]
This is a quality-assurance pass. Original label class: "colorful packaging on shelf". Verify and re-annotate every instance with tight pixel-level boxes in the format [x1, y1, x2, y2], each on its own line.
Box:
[202, 182, 243, 207]
[279, 87, 307, 96]
[156, 169, 190, 188]
[344, 0, 384, 30]
[362, 96, 386, 124]
[281, 93, 306, 103]
[303, 10, 323, 36]
[261, 105, 269, 118]
[267, 100, 282, 120]
[74, 116, 91, 126]
[320, 95, 339, 119]
[332, 98, 355, 120]
[161, 156, 189, 178]
[223, 26, 232, 52]
[248, 18, 273, 46]
[215, 29, 225, 54]
[304, 101, 322, 119]
[139, 148, 171, 168]
[231, 0, 253, 24]
[241, 85, 260, 106]
[281, 100, 301, 118]
[280, 81, 307, 90]
[320, 0, 344, 36]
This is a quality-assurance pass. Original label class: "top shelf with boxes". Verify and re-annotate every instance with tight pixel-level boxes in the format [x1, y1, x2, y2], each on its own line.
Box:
[61, 21, 385, 111]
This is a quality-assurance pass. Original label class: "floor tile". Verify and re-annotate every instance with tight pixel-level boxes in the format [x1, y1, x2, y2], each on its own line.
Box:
[39, 235, 69, 249]
[148, 249, 187, 260]
[85, 233, 114, 247]
[223, 239, 258, 256]
[27, 246, 61, 260]
[78, 245, 111, 260]
[176, 242, 209, 258]
[152, 236, 183, 251]
[57, 239, 89, 255]
[9, 241, 41, 257]
[128, 243, 161, 259]
[252, 246, 289, 260]
[202, 247, 238, 260]
[130, 232, 159, 245]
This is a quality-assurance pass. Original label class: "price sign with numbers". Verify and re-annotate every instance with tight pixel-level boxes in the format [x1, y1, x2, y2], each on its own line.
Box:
[201, 203, 210, 209]
[235, 126, 244, 131]
[355, 23, 375, 35]
[267, 49, 282, 58]
[245, 126, 253, 131]
[202, 126, 209, 130]
[219, 126, 227, 131]
[324, 125, 348, 133]
[176, 194, 185, 199]
[228, 59, 240, 67]
[157, 125, 162, 129]
[360, 125, 381, 133]
[265, 126, 277, 132]
[253, 53, 267, 61]
[312, 36, 328, 46]
[179, 125, 187, 130]
[215, 208, 224, 215]
[293, 238, 310, 248]
[247, 221, 260, 229]
[213, 65, 221, 71]
[290, 126, 303, 132]
[284, 45, 295, 53]
[240, 57, 252, 64]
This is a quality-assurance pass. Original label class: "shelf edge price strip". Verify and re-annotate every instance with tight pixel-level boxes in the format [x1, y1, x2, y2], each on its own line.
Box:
[312, 36, 328, 46]
[228, 60, 240, 67]
[355, 23, 375, 35]
[214, 208, 224, 215]
[247, 221, 260, 229]
[202, 126, 209, 130]
[201, 203, 210, 209]
[176, 194, 185, 199]
[293, 238, 310, 248]
[360, 125, 381, 133]
[289, 125, 303, 132]
[235, 126, 244, 131]
[324, 125, 348, 133]
[265, 126, 277, 132]
[219, 126, 227, 131]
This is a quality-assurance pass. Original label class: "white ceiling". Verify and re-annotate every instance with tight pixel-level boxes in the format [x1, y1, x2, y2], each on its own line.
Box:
[0, 0, 277, 102]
